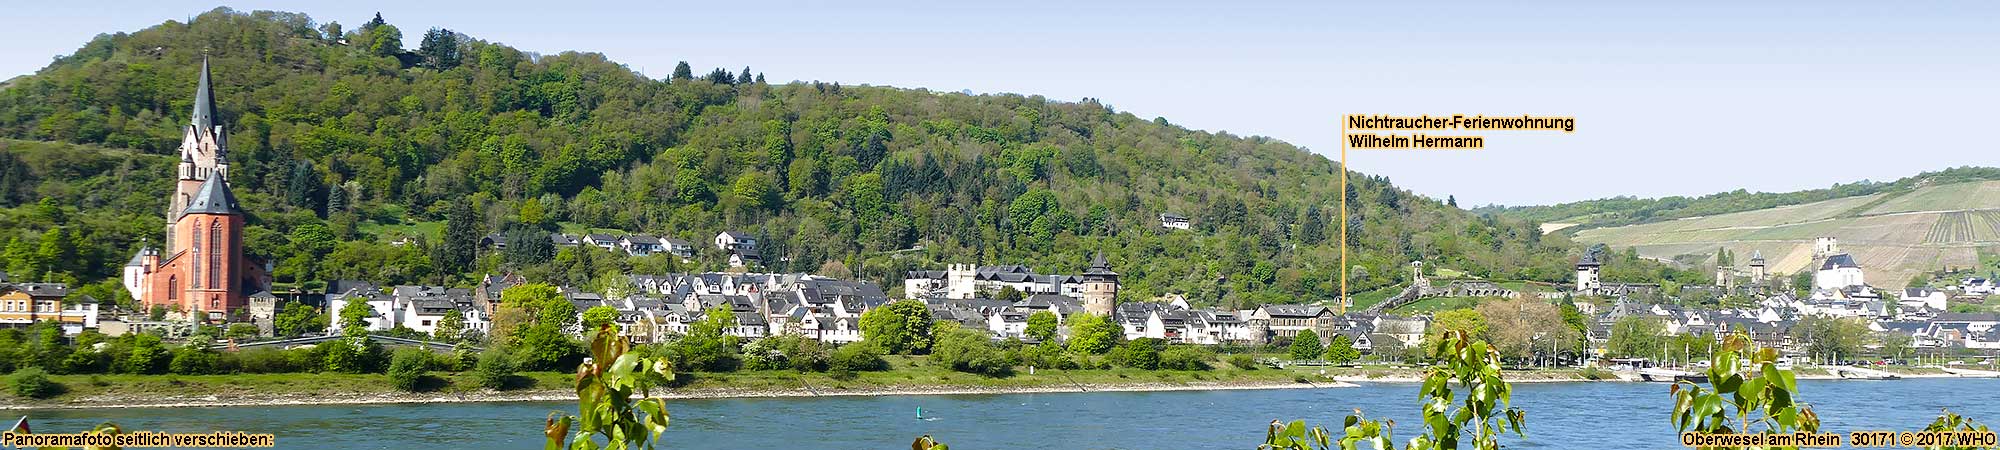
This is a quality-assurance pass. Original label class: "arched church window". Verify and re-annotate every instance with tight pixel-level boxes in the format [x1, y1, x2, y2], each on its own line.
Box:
[191, 219, 203, 289]
[168, 276, 179, 300]
[209, 221, 222, 289]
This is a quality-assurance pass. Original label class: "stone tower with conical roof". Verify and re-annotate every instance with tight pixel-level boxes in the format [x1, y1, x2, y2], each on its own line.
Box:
[1081, 253, 1119, 317]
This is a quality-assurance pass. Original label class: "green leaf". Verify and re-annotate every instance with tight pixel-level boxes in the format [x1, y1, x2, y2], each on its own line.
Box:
[1716, 373, 1741, 394]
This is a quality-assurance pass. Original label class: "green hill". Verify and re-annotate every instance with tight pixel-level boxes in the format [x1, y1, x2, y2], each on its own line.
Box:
[1565, 179, 2000, 289]
[0, 8, 1617, 308]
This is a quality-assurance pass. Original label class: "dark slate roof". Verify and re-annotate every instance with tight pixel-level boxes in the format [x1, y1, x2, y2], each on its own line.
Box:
[1820, 254, 1860, 270]
[1262, 304, 1326, 318]
[1749, 250, 1765, 264]
[623, 234, 662, 245]
[183, 176, 241, 215]
[127, 246, 156, 266]
[190, 57, 218, 131]
[12, 283, 69, 298]
[1084, 253, 1117, 277]
[1933, 313, 2000, 323]
[720, 231, 753, 241]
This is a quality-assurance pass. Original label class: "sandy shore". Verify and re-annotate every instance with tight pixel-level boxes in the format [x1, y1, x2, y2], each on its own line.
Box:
[1, 379, 1357, 410]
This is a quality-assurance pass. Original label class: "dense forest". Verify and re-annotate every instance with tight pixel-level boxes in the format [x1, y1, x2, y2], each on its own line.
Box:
[0, 8, 1609, 310]
[1477, 166, 2000, 230]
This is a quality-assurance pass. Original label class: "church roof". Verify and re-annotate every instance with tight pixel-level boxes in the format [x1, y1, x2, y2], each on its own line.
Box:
[183, 176, 241, 215]
[191, 57, 218, 131]
[1820, 253, 1860, 270]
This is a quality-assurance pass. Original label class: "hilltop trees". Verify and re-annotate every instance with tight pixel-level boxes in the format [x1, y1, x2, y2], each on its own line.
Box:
[0, 8, 1589, 309]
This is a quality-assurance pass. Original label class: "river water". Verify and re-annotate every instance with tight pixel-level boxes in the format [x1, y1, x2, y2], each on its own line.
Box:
[14, 378, 1998, 449]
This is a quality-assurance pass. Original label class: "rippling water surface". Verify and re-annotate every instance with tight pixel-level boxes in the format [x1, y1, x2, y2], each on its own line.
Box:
[18, 378, 1999, 449]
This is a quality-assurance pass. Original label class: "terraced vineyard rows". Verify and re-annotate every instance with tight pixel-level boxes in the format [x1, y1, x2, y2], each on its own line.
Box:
[1927, 212, 1976, 244]
[1977, 211, 2000, 242]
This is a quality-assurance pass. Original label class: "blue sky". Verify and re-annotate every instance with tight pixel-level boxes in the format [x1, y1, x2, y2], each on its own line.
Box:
[5, 1, 1994, 206]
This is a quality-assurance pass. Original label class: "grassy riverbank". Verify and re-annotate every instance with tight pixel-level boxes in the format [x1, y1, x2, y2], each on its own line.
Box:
[15, 358, 1979, 409]
[3, 356, 1352, 409]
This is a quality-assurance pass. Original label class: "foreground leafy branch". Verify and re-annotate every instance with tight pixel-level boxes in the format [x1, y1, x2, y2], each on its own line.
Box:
[1668, 332, 1819, 449]
[1266, 330, 1525, 450]
[545, 323, 675, 450]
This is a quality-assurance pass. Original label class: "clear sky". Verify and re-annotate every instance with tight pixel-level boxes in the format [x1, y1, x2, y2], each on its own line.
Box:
[5, 1, 1995, 206]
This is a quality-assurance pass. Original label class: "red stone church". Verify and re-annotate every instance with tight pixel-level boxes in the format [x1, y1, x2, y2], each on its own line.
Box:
[122, 58, 270, 322]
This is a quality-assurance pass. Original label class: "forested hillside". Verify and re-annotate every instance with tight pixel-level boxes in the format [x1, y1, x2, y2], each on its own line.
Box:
[0, 8, 1596, 309]
[1478, 166, 2000, 230]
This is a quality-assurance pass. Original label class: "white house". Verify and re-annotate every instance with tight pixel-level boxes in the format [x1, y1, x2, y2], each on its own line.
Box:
[715, 231, 756, 251]
[1159, 213, 1191, 230]
[1903, 287, 1950, 312]
[620, 235, 666, 256]
[662, 237, 696, 259]
[989, 310, 1029, 338]
[584, 233, 620, 251]
[326, 286, 395, 333]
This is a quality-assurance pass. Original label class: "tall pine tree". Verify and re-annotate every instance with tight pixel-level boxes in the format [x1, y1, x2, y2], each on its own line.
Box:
[438, 199, 480, 279]
[670, 61, 693, 81]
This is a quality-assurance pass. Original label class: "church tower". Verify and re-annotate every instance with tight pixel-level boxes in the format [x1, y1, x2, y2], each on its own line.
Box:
[166, 57, 230, 254]
[1081, 253, 1119, 317]
[1748, 251, 1768, 284]
[125, 57, 263, 323]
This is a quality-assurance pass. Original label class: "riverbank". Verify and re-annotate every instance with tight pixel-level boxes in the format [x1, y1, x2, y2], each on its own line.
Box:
[4, 378, 1356, 410]
[8, 363, 1992, 410]
[1, 364, 1359, 410]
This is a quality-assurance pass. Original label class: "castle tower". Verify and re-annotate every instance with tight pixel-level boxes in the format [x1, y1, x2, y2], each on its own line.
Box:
[1081, 253, 1119, 317]
[1812, 237, 1838, 260]
[1748, 251, 1767, 284]
[166, 57, 230, 254]
[1575, 251, 1603, 295]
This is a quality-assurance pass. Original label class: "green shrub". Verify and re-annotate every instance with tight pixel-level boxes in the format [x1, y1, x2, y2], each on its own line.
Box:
[10, 367, 63, 399]
[830, 343, 889, 372]
[228, 348, 299, 374]
[1107, 340, 1161, 370]
[1159, 346, 1213, 371]
[169, 346, 220, 375]
[930, 326, 1013, 376]
[387, 348, 430, 392]
[226, 323, 261, 340]
[1227, 354, 1258, 370]
[475, 350, 517, 390]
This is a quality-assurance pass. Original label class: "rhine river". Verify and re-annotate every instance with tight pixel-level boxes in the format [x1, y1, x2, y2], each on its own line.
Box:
[16, 378, 1999, 449]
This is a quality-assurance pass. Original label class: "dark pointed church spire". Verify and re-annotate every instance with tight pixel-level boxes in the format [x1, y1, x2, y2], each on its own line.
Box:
[191, 56, 217, 130]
